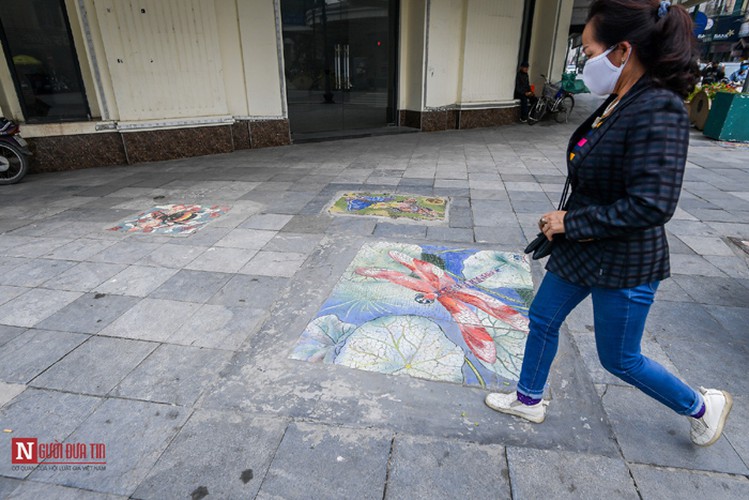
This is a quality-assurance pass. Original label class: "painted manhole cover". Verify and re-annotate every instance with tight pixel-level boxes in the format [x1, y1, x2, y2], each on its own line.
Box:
[289, 241, 534, 389]
[107, 204, 229, 235]
[328, 192, 448, 223]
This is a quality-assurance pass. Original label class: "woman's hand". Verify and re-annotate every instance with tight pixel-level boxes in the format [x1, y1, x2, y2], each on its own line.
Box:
[538, 210, 567, 241]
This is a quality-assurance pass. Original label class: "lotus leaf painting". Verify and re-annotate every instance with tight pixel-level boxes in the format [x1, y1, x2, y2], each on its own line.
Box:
[329, 192, 447, 222]
[108, 204, 229, 235]
[290, 242, 535, 389]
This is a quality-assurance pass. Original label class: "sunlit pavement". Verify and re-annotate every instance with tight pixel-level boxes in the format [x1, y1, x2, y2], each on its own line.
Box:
[1, 93, 748, 498]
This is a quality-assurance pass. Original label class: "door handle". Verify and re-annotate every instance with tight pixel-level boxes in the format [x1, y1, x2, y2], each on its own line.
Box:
[344, 44, 351, 90]
[334, 44, 342, 90]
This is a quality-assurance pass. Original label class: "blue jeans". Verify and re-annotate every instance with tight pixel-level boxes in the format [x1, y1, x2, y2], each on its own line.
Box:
[517, 271, 702, 416]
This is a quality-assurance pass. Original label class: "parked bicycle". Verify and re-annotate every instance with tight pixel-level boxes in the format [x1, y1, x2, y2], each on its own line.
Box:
[528, 74, 575, 125]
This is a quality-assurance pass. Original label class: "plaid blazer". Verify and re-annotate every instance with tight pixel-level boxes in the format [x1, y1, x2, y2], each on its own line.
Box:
[546, 76, 689, 289]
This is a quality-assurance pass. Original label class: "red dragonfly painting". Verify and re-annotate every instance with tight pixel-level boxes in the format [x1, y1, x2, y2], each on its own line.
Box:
[355, 251, 529, 364]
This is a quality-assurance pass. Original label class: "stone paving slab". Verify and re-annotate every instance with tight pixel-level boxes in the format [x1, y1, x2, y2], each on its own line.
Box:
[133, 410, 287, 500]
[0, 286, 28, 308]
[2, 480, 127, 499]
[0, 477, 22, 498]
[629, 464, 749, 500]
[724, 395, 749, 466]
[0, 237, 70, 259]
[0, 389, 102, 478]
[0, 289, 83, 328]
[704, 255, 749, 279]
[677, 235, 736, 256]
[256, 422, 392, 500]
[385, 435, 509, 500]
[137, 243, 207, 269]
[94, 266, 178, 297]
[214, 228, 278, 250]
[206, 275, 289, 310]
[600, 385, 748, 474]
[571, 331, 683, 386]
[44, 239, 117, 262]
[155, 226, 232, 247]
[0, 329, 89, 383]
[0, 258, 77, 288]
[0, 325, 25, 347]
[30, 336, 157, 395]
[263, 232, 325, 255]
[148, 269, 232, 304]
[507, 447, 639, 499]
[36, 293, 140, 334]
[0, 382, 25, 408]
[239, 213, 295, 231]
[646, 301, 738, 347]
[97, 298, 198, 342]
[88, 241, 163, 265]
[238, 250, 308, 277]
[41, 262, 127, 293]
[28, 398, 191, 496]
[111, 344, 233, 406]
[165, 304, 266, 350]
[661, 339, 749, 398]
[671, 275, 749, 307]
[184, 246, 257, 273]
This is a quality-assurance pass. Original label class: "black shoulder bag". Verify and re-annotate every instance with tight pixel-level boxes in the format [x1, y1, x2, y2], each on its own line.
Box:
[524, 177, 571, 260]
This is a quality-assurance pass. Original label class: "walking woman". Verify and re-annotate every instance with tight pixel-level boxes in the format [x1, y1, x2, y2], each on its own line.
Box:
[485, 0, 733, 446]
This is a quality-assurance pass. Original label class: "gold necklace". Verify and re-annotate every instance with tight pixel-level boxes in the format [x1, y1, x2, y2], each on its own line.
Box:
[592, 98, 621, 128]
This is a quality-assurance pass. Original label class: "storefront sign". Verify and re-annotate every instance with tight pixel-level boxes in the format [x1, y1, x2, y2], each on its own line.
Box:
[711, 15, 744, 42]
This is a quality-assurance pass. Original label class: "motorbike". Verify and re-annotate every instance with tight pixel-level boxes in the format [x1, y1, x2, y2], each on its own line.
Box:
[0, 118, 31, 185]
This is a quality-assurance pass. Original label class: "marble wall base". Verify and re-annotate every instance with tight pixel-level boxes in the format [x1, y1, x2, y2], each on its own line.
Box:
[122, 125, 234, 164]
[25, 118, 291, 173]
[249, 119, 291, 149]
[27, 133, 127, 173]
[399, 106, 520, 132]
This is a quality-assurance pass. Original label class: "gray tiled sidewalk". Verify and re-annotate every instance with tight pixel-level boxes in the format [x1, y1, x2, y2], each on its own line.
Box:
[1, 95, 749, 498]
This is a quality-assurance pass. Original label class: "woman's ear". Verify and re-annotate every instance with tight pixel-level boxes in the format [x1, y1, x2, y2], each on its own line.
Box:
[619, 42, 633, 65]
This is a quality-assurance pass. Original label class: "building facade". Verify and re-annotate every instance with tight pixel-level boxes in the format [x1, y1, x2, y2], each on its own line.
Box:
[0, 0, 573, 172]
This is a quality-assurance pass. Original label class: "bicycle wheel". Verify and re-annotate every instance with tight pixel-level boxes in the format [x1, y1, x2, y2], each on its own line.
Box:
[0, 141, 28, 185]
[554, 95, 575, 123]
[528, 99, 547, 125]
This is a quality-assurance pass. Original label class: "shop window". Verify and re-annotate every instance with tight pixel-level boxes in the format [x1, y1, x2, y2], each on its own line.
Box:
[0, 0, 90, 122]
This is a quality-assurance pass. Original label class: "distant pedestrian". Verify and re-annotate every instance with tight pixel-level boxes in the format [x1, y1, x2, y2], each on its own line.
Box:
[486, 0, 733, 447]
[514, 61, 535, 123]
[729, 61, 748, 85]
[701, 62, 724, 84]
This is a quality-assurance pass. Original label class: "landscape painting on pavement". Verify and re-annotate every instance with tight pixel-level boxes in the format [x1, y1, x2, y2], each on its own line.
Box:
[107, 204, 229, 235]
[328, 192, 448, 222]
[290, 241, 534, 389]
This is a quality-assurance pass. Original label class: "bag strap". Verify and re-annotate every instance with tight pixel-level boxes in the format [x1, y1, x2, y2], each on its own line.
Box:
[557, 177, 571, 211]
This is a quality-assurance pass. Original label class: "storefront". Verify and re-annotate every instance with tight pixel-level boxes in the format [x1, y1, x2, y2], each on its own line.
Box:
[0, 0, 573, 172]
[699, 13, 746, 60]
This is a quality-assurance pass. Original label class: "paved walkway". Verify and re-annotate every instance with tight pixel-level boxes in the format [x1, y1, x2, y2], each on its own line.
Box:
[1, 95, 748, 499]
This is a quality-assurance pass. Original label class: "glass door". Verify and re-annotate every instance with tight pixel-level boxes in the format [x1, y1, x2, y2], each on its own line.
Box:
[281, 0, 395, 136]
[0, 0, 90, 122]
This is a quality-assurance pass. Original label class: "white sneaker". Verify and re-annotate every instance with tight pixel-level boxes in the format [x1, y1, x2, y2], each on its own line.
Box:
[485, 392, 548, 423]
[690, 387, 733, 447]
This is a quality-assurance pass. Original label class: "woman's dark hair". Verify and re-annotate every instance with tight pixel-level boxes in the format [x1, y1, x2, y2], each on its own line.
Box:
[587, 0, 699, 98]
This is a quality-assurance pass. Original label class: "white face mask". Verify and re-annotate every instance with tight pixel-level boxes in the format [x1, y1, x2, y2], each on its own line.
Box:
[582, 46, 629, 96]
